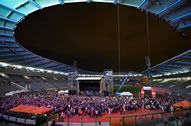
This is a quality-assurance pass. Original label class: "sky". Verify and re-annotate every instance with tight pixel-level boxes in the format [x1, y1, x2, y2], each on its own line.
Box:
[15, 3, 190, 72]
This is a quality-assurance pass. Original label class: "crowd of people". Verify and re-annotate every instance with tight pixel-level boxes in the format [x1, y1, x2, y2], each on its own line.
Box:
[0, 90, 181, 118]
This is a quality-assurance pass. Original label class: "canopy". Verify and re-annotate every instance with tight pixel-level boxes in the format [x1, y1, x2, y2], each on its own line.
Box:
[20, 105, 39, 113]
[9, 104, 25, 112]
[31, 106, 53, 114]
[9, 105, 53, 114]
[173, 100, 191, 108]
[120, 92, 133, 96]
[5, 89, 29, 96]
[58, 90, 68, 95]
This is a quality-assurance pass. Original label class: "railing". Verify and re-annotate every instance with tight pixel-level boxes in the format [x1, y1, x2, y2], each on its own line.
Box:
[109, 108, 191, 126]
[10, 81, 26, 89]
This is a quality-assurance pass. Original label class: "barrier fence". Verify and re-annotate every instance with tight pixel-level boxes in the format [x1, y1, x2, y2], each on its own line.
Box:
[0, 108, 191, 126]
[0, 112, 36, 125]
[48, 114, 109, 126]
[109, 108, 191, 126]
[0, 110, 46, 125]
[47, 108, 191, 126]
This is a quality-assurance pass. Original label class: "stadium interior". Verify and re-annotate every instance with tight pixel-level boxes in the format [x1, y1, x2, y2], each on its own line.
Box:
[0, 0, 191, 126]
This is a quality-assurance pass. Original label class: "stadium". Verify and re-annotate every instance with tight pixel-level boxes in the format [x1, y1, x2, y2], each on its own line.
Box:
[0, 0, 191, 126]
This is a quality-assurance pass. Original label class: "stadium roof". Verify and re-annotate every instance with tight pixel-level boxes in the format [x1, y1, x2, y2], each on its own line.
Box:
[143, 49, 191, 75]
[0, 0, 191, 75]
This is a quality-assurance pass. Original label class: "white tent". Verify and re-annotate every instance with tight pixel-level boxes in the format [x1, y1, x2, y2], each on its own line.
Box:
[5, 89, 28, 96]
[58, 90, 68, 95]
[119, 92, 133, 96]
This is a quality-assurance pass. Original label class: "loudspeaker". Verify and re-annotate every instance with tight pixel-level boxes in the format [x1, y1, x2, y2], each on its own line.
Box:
[69, 90, 77, 95]
[145, 56, 151, 68]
